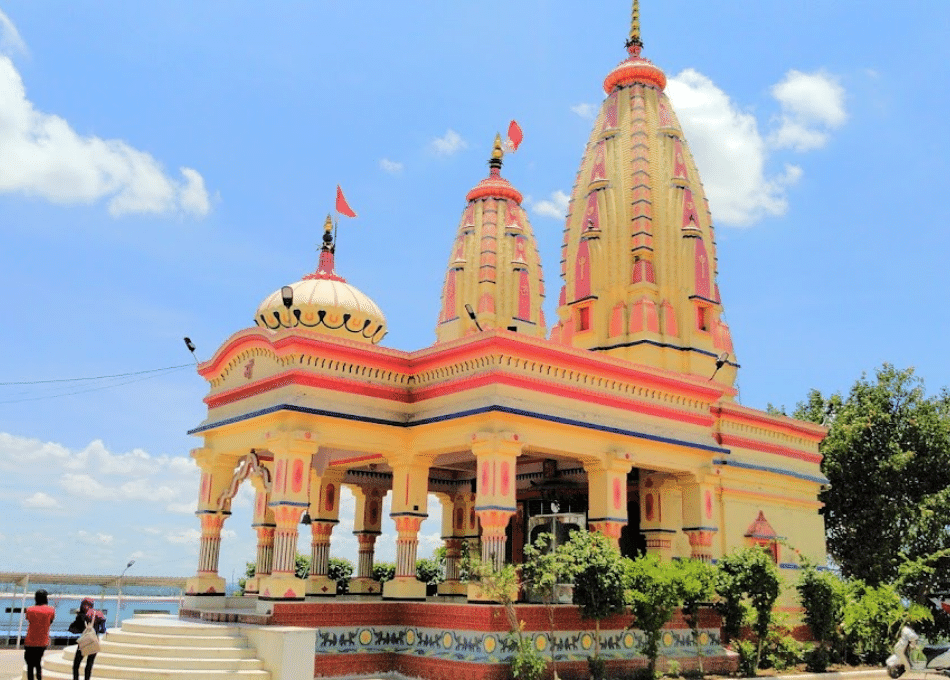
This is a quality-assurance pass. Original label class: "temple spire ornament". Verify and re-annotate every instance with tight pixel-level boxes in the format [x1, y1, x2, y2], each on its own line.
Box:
[627, 0, 643, 53]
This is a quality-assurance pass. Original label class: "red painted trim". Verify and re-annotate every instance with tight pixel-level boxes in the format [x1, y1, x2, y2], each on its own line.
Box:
[334, 453, 384, 467]
[715, 433, 822, 464]
[205, 371, 410, 408]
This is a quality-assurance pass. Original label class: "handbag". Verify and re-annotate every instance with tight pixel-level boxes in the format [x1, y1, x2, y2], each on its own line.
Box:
[77, 616, 101, 655]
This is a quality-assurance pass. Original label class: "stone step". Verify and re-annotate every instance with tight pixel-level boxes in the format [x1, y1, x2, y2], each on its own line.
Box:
[53, 645, 265, 670]
[104, 629, 252, 649]
[119, 615, 244, 637]
[100, 639, 258, 658]
[28, 615, 272, 680]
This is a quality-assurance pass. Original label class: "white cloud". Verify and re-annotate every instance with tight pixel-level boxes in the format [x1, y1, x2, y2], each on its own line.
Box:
[667, 68, 801, 227]
[430, 129, 467, 156]
[167, 500, 198, 514]
[379, 158, 403, 173]
[77, 530, 114, 545]
[571, 103, 597, 120]
[165, 528, 201, 545]
[0, 9, 27, 56]
[769, 70, 846, 151]
[528, 190, 570, 220]
[0, 50, 211, 217]
[22, 491, 60, 509]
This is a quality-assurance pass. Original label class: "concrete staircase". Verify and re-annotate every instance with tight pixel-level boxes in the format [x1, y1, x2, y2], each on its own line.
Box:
[31, 614, 271, 679]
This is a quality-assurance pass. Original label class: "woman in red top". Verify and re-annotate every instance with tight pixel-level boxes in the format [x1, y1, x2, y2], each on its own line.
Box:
[24, 589, 55, 680]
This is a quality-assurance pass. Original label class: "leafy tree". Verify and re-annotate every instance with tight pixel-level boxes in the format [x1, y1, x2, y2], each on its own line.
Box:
[796, 564, 847, 671]
[841, 580, 930, 664]
[468, 558, 548, 680]
[624, 553, 684, 677]
[558, 530, 627, 679]
[678, 559, 717, 676]
[802, 365, 950, 591]
[714, 547, 782, 674]
[522, 532, 577, 679]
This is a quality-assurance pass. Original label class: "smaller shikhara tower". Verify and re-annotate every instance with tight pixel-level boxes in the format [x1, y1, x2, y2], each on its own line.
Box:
[551, 1, 737, 393]
[436, 135, 547, 342]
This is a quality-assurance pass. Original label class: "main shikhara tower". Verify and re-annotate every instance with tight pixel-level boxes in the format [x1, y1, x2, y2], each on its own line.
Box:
[182, 5, 827, 679]
[551, 2, 736, 391]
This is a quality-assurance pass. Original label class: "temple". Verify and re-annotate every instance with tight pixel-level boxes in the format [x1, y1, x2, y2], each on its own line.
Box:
[182, 3, 827, 678]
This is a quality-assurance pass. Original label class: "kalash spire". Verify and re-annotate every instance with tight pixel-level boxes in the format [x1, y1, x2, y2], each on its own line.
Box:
[551, 0, 737, 392]
[436, 133, 546, 342]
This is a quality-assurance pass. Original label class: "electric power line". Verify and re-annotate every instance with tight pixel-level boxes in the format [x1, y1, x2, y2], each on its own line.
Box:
[0, 364, 193, 386]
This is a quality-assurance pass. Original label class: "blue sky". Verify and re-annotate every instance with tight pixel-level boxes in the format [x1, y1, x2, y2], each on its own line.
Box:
[1, 2, 948, 581]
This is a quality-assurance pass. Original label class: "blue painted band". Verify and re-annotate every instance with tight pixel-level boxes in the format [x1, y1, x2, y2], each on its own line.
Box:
[713, 458, 829, 484]
[190, 404, 730, 455]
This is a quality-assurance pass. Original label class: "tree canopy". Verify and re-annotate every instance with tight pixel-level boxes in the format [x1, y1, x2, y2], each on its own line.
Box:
[797, 364, 950, 592]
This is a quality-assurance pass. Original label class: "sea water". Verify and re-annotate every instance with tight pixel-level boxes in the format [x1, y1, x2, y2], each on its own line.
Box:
[0, 584, 184, 644]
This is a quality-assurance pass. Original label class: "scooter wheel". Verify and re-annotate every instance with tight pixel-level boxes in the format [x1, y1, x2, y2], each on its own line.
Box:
[887, 664, 905, 678]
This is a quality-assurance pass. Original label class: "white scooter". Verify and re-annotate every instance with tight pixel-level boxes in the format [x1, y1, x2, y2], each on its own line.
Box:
[887, 626, 950, 678]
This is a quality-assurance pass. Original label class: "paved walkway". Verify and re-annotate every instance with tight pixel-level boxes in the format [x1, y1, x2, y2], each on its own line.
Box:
[0, 649, 22, 680]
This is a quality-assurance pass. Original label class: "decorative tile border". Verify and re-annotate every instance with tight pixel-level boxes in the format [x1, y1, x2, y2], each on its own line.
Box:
[314, 625, 726, 664]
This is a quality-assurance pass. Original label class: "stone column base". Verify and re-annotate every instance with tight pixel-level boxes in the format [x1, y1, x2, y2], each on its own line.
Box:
[259, 574, 306, 601]
[467, 581, 519, 604]
[306, 575, 338, 598]
[382, 576, 426, 601]
[185, 574, 226, 597]
[349, 577, 382, 595]
[437, 580, 467, 596]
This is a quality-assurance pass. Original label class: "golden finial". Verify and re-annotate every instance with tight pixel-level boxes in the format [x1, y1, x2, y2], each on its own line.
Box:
[321, 213, 334, 251]
[492, 133, 504, 160]
[627, 0, 643, 51]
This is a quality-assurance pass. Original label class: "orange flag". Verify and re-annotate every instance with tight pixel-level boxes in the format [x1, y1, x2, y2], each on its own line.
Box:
[507, 120, 524, 152]
[336, 185, 357, 218]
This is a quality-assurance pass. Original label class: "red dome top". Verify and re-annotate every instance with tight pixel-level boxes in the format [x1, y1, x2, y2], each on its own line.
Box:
[603, 45, 666, 94]
[466, 168, 523, 204]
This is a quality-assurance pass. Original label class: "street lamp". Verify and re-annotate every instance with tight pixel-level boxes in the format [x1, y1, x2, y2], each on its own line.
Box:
[115, 559, 135, 628]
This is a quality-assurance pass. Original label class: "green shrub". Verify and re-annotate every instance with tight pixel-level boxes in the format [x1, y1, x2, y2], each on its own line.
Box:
[510, 635, 548, 680]
[587, 655, 607, 680]
[372, 562, 395, 583]
[734, 639, 758, 678]
[328, 557, 353, 594]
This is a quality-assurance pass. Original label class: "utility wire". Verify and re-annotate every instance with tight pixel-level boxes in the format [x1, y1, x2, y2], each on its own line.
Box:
[0, 364, 193, 386]
[0, 365, 193, 404]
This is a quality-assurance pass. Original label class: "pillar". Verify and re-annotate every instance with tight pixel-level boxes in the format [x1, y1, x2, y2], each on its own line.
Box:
[306, 468, 344, 597]
[244, 488, 275, 596]
[383, 456, 431, 600]
[436, 489, 475, 596]
[185, 448, 234, 597]
[259, 431, 316, 602]
[639, 472, 680, 561]
[680, 474, 719, 562]
[585, 451, 634, 548]
[470, 432, 522, 602]
[349, 484, 386, 595]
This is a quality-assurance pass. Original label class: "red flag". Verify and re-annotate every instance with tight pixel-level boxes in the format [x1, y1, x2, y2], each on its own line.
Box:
[335, 185, 357, 218]
[507, 120, 524, 152]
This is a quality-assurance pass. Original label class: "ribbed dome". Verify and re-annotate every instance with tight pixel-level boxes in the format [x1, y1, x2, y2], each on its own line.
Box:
[255, 216, 387, 345]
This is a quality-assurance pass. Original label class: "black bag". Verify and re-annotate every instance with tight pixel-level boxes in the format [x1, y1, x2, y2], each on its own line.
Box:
[68, 614, 85, 635]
